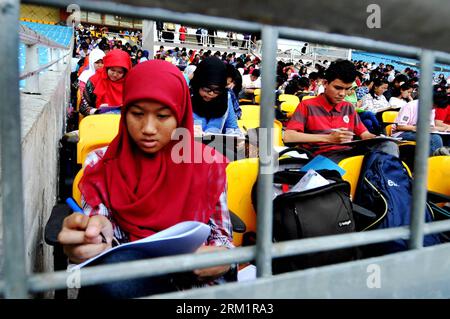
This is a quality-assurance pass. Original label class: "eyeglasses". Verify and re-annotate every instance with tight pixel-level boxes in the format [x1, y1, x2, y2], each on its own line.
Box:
[201, 87, 223, 95]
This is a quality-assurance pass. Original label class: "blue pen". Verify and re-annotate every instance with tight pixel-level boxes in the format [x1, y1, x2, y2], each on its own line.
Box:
[66, 197, 84, 214]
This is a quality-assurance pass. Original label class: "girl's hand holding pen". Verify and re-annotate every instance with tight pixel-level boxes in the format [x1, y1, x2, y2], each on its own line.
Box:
[58, 209, 114, 264]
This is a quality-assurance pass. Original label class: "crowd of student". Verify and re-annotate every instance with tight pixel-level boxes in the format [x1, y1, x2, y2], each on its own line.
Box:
[62, 24, 450, 298]
[277, 59, 450, 156]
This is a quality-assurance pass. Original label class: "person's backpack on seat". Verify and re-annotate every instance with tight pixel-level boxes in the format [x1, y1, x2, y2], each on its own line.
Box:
[353, 150, 441, 256]
[251, 148, 363, 274]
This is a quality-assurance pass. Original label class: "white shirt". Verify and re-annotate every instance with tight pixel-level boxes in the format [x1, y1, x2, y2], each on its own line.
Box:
[242, 74, 261, 90]
[388, 97, 407, 109]
[392, 100, 435, 137]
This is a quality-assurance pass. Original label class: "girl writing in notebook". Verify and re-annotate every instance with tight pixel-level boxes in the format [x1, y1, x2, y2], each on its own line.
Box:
[58, 60, 236, 298]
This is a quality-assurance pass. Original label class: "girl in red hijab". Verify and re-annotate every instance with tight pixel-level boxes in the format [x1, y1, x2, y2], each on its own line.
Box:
[79, 49, 132, 116]
[58, 60, 236, 298]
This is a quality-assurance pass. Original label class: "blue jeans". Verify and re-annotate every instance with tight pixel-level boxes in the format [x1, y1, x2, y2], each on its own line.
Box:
[359, 111, 382, 135]
[398, 131, 443, 155]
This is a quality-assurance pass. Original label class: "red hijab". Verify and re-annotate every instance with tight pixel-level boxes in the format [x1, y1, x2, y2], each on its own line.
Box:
[79, 60, 228, 241]
[89, 49, 132, 108]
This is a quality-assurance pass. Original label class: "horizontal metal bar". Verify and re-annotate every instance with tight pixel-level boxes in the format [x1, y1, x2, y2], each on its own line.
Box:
[1, 220, 449, 294]
[20, 24, 68, 49]
[279, 26, 425, 60]
[23, 0, 450, 63]
[22, 0, 263, 33]
[27, 247, 256, 293]
[19, 51, 70, 80]
[152, 242, 450, 299]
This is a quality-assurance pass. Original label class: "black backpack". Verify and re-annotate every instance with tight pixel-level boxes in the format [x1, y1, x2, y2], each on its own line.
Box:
[251, 148, 367, 273]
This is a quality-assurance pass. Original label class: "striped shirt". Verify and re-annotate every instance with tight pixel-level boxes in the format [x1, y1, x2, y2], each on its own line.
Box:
[286, 94, 368, 154]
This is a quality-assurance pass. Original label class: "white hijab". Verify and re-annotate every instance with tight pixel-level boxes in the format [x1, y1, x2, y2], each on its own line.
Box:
[78, 48, 105, 84]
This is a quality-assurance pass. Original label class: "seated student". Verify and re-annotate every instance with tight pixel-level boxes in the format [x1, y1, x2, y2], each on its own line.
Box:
[78, 48, 105, 96]
[239, 68, 261, 101]
[434, 101, 450, 152]
[392, 86, 449, 156]
[388, 82, 413, 109]
[358, 78, 390, 134]
[58, 60, 236, 298]
[225, 64, 243, 119]
[284, 59, 399, 163]
[344, 81, 360, 107]
[79, 49, 132, 116]
[360, 78, 390, 113]
[190, 57, 242, 136]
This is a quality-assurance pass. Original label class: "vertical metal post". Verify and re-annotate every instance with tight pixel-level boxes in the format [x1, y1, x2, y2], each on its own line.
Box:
[54, 48, 61, 71]
[24, 44, 40, 94]
[0, 0, 28, 298]
[47, 47, 53, 70]
[409, 50, 435, 250]
[256, 26, 278, 278]
[141, 20, 155, 60]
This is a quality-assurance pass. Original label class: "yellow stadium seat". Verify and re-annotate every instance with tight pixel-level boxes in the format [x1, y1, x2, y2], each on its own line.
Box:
[339, 156, 364, 200]
[253, 89, 261, 96]
[280, 101, 298, 118]
[427, 156, 450, 199]
[240, 105, 261, 122]
[72, 167, 84, 206]
[339, 155, 412, 199]
[382, 111, 399, 136]
[278, 94, 300, 106]
[302, 95, 316, 101]
[226, 158, 259, 246]
[77, 114, 121, 164]
[254, 95, 261, 104]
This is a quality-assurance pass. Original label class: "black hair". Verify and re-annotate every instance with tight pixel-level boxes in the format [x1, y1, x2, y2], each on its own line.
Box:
[225, 63, 242, 97]
[80, 42, 89, 50]
[393, 74, 408, 84]
[324, 59, 357, 84]
[392, 82, 412, 99]
[433, 85, 449, 108]
[369, 78, 389, 98]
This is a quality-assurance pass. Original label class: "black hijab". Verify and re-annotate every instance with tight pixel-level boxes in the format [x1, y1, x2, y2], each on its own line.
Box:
[190, 57, 228, 119]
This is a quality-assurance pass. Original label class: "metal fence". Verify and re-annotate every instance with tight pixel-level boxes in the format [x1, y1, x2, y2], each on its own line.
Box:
[2, 0, 450, 298]
[19, 24, 72, 94]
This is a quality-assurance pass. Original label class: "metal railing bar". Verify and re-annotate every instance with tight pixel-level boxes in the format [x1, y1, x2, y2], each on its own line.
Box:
[2, 219, 450, 294]
[19, 24, 69, 50]
[0, 220, 450, 294]
[23, 0, 263, 33]
[19, 51, 71, 80]
[409, 50, 435, 250]
[278, 27, 450, 63]
[256, 26, 278, 278]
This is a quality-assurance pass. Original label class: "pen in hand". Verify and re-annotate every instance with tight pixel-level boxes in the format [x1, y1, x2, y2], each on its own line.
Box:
[65, 197, 107, 244]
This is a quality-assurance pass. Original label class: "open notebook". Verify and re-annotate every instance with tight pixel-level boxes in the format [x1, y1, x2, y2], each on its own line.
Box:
[73, 221, 210, 269]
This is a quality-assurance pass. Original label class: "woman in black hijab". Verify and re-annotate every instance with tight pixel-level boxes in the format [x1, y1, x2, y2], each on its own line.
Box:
[190, 57, 242, 136]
